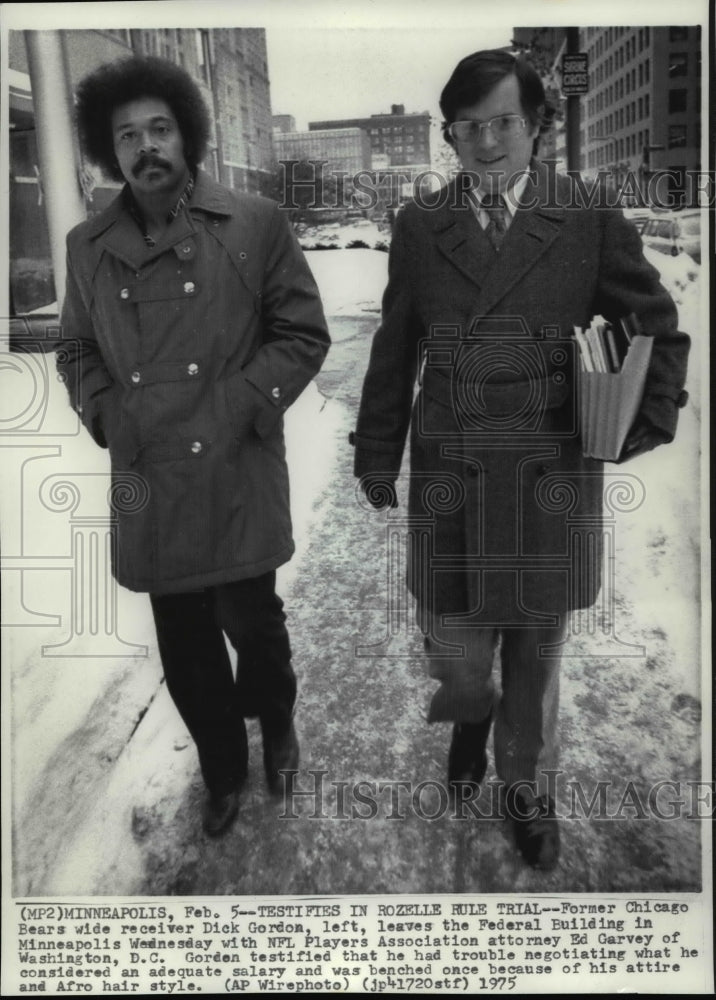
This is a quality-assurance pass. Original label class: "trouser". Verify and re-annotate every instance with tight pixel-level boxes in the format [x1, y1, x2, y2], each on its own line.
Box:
[149, 571, 295, 796]
[423, 614, 567, 795]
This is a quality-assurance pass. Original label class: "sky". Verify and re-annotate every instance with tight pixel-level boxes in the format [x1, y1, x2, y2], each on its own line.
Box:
[264, 27, 512, 131]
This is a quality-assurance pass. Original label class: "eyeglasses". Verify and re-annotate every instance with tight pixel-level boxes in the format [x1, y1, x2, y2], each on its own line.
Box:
[446, 115, 527, 143]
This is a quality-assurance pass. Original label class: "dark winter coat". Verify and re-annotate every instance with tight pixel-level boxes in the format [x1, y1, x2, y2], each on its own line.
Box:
[58, 170, 330, 594]
[353, 161, 690, 622]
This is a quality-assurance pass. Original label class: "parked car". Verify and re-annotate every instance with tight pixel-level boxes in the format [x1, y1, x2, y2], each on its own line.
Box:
[675, 210, 701, 265]
[641, 210, 702, 264]
[622, 207, 651, 234]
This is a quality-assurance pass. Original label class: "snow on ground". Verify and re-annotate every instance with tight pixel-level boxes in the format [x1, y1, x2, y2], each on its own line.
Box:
[5, 234, 706, 895]
[304, 246, 388, 320]
[612, 247, 704, 700]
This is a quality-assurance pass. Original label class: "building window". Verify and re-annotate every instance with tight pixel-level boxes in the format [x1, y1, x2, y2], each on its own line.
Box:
[669, 89, 687, 113]
[668, 124, 687, 148]
[195, 29, 210, 83]
[669, 53, 687, 77]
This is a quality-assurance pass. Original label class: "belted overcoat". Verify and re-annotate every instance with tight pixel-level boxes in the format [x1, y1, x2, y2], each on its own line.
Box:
[59, 170, 330, 594]
[353, 161, 690, 624]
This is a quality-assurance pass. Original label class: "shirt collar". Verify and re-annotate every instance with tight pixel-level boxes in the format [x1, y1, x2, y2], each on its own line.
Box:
[124, 170, 196, 247]
[472, 170, 531, 218]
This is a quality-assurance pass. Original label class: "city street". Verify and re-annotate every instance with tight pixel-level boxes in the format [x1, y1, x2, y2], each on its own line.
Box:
[8, 247, 704, 899]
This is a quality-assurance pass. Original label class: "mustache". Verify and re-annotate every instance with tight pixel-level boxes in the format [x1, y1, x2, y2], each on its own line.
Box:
[132, 153, 172, 177]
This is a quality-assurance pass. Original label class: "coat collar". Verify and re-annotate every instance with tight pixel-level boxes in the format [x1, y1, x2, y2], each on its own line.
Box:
[432, 159, 566, 319]
[82, 169, 235, 269]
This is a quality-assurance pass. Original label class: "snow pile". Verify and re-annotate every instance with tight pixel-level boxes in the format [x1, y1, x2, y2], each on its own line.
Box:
[642, 245, 702, 410]
[298, 219, 389, 250]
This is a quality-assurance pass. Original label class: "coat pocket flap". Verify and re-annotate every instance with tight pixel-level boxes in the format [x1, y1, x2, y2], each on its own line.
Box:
[119, 278, 199, 303]
[126, 360, 207, 386]
[138, 437, 211, 463]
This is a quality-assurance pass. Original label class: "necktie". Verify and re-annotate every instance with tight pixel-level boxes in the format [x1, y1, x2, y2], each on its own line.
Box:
[482, 193, 508, 251]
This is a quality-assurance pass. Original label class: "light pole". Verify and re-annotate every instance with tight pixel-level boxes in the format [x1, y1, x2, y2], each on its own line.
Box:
[565, 28, 581, 173]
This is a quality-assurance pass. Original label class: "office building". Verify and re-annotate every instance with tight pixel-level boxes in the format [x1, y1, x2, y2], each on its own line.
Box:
[513, 25, 702, 202]
[273, 127, 371, 175]
[308, 104, 431, 209]
[580, 25, 701, 199]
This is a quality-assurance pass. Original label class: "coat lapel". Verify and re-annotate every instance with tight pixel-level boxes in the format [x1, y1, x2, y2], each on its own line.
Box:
[91, 171, 234, 271]
[435, 200, 497, 293]
[434, 163, 566, 325]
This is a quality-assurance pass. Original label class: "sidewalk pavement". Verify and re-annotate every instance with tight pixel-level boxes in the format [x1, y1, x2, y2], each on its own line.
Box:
[10, 305, 702, 897]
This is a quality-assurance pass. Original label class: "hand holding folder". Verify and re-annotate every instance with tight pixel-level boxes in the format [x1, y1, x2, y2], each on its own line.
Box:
[620, 415, 672, 462]
[575, 314, 654, 462]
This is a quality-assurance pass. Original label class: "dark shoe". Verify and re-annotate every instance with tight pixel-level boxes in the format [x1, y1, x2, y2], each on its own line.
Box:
[260, 718, 299, 795]
[447, 714, 492, 790]
[202, 789, 240, 837]
[507, 788, 560, 870]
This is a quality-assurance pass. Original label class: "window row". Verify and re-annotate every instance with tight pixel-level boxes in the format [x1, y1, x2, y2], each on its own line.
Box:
[587, 26, 650, 64]
[589, 94, 652, 132]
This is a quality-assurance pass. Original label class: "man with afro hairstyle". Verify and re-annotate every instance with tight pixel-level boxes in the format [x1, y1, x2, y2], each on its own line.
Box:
[58, 56, 330, 837]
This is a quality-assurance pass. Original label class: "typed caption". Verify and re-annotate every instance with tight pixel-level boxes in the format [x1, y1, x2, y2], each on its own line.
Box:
[3, 894, 711, 995]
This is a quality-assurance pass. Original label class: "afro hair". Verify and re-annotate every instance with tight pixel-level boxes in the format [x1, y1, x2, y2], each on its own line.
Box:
[75, 55, 211, 181]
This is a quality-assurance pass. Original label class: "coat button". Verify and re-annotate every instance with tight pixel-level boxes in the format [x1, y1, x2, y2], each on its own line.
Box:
[191, 441, 202, 454]
[183, 281, 195, 293]
[187, 362, 199, 375]
[131, 371, 141, 384]
[271, 386, 281, 399]
[182, 246, 191, 254]
[120, 288, 130, 300]
[239, 252, 247, 260]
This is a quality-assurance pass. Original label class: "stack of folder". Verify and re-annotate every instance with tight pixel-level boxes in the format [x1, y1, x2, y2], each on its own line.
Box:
[574, 314, 653, 461]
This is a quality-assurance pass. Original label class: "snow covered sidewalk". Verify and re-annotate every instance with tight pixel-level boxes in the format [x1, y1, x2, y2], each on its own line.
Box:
[6, 244, 705, 897]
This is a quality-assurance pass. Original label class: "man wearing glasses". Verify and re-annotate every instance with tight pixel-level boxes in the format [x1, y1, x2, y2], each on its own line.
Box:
[352, 50, 689, 870]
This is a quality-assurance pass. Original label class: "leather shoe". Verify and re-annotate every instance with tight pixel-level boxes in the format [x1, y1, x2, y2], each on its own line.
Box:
[260, 719, 299, 795]
[506, 788, 560, 871]
[202, 789, 240, 837]
[448, 714, 492, 791]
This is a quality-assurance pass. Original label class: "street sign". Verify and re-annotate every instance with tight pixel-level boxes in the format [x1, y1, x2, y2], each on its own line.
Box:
[562, 53, 589, 95]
